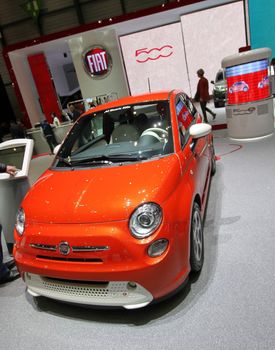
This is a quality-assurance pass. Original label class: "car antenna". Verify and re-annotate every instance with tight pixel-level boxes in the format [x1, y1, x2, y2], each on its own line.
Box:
[148, 77, 151, 93]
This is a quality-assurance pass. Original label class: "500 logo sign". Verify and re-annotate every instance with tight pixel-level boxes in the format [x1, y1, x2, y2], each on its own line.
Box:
[135, 45, 173, 63]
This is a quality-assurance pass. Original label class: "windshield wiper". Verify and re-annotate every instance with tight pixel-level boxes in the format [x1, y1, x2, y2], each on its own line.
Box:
[56, 156, 72, 167]
[70, 153, 148, 166]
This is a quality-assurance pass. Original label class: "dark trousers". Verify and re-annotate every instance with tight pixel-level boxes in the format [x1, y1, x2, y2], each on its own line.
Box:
[45, 135, 58, 153]
[0, 225, 9, 280]
[200, 101, 215, 123]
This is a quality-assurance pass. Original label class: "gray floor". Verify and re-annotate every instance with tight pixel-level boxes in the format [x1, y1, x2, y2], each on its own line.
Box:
[1, 124, 275, 350]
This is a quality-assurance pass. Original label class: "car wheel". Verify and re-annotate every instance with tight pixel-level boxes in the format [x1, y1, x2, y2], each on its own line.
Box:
[190, 202, 204, 272]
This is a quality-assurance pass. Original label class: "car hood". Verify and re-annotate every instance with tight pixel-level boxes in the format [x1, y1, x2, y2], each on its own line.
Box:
[214, 81, 227, 89]
[23, 155, 181, 224]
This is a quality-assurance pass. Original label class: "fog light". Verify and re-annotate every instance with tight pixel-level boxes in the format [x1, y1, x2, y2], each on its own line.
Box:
[127, 282, 137, 289]
[147, 239, 169, 257]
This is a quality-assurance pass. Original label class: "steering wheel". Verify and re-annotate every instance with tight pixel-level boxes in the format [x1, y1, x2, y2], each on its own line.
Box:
[140, 128, 168, 141]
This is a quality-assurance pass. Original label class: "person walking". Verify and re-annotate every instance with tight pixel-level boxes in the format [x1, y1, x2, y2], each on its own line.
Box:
[41, 120, 58, 154]
[196, 68, 216, 123]
[0, 162, 20, 284]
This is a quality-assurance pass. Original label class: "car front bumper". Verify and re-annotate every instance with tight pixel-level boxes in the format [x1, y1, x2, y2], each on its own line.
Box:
[14, 219, 190, 307]
[213, 91, 226, 106]
[25, 273, 153, 309]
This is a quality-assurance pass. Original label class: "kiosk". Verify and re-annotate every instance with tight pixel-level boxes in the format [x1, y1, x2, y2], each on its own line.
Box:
[222, 48, 274, 139]
[0, 139, 34, 252]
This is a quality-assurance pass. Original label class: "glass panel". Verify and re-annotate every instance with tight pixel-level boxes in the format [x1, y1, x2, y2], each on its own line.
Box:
[55, 101, 173, 168]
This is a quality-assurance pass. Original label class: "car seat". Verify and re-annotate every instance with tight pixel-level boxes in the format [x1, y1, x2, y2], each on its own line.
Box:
[133, 113, 149, 133]
[111, 113, 140, 143]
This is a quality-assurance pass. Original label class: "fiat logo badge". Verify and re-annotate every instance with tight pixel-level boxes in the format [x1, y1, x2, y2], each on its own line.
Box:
[58, 242, 71, 255]
[82, 45, 112, 79]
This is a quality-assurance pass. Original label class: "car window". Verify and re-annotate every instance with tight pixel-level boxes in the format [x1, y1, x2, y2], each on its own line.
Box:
[216, 70, 224, 82]
[175, 94, 196, 147]
[54, 101, 174, 168]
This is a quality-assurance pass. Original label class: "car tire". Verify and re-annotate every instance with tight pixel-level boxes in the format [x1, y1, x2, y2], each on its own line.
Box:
[190, 202, 204, 272]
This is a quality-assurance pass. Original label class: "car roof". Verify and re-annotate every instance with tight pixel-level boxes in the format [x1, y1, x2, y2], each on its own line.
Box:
[82, 90, 180, 116]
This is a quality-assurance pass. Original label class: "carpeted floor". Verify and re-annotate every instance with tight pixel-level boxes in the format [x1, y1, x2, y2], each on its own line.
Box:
[1, 126, 275, 350]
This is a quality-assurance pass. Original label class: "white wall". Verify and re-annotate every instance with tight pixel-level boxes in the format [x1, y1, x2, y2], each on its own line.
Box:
[119, 1, 246, 98]
[68, 29, 129, 100]
[181, 1, 246, 96]
[120, 23, 189, 95]
[8, 50, 43, 125]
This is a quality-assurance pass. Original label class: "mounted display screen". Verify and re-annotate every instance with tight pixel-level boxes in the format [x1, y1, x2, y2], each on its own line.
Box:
[176, 99, 193, 130]
[226, 59, 270, 105]
[0, 146, 26, 170]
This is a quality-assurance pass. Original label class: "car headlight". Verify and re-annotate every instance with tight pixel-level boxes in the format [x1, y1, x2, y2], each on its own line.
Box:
[129, 203, 162, 239]
[15, 207, 25, 236]
[214, 86, 226, 92]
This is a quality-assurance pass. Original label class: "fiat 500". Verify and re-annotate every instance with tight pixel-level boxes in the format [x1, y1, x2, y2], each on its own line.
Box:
[14, 90, 215, 309]
[229, 81, 249, 93]
[258, 76, 269, 89]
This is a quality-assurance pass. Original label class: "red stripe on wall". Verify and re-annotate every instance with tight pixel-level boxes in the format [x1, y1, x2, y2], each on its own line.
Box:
[28, 53, 60, 123]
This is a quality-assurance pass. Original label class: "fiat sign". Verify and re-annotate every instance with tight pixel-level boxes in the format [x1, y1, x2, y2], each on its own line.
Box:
[83, 46, 112, 79]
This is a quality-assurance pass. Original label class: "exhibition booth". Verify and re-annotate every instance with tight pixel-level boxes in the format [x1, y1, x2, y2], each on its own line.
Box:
[2, 1, 275, 348]
[3, 0, 247, 131]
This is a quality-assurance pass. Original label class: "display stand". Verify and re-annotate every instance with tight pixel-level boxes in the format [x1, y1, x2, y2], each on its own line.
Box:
[0, 139, 34, 252]
[222, 48, 274, 139]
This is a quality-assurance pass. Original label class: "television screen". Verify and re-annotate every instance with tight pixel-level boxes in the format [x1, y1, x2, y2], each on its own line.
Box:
[226, 59, 270, 104]
[0, 146, 26, 170]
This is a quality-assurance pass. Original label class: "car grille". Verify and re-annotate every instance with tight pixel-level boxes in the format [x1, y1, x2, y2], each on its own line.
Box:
[30, 243, 110, 252]
[25, 273, 153, 309]
[36, 255, 103, 263]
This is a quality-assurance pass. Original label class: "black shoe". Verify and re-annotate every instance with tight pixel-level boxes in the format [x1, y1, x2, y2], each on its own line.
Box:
[5, 259, 16, 270]
[0, 269, 20, 284]
[212, 113, 216, 120]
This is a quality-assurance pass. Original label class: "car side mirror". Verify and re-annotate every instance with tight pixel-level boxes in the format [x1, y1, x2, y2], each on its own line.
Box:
[189, 123, 212, 139]
[53, 144, 61, 155]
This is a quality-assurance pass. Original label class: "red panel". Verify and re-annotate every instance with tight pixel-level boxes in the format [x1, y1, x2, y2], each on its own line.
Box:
[28, 53, 60, 123]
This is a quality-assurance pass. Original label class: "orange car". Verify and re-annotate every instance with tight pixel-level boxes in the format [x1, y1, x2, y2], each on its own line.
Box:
[14, 90, 215, 309]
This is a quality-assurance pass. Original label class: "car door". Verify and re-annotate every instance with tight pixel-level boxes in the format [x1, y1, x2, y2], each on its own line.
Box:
[175, 94, 210, 202]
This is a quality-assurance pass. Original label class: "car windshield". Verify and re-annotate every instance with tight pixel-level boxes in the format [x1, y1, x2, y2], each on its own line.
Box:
[54, 100, 173, 168]
[215, 70, 225, 82]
